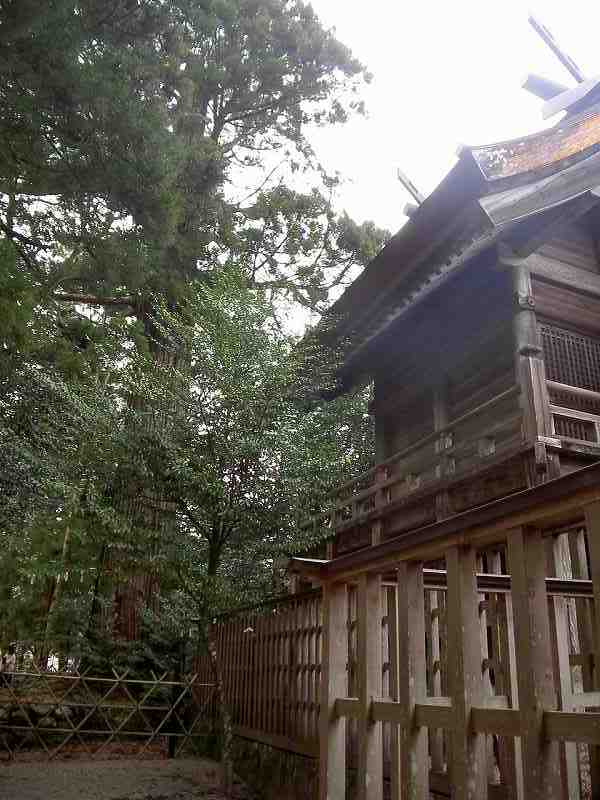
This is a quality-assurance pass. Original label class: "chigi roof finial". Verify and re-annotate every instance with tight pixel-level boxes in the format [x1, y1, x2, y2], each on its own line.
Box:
[523, 13, 600, 120]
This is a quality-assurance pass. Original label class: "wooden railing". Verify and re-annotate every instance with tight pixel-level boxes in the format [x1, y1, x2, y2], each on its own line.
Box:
[292, 461, 600, 800]
[548, 380, 600, 447]
[195, 564, 599, 797]
[194, 459, 600, 799]
[300, 385, 523, 540]
[301, 381, 600, 550]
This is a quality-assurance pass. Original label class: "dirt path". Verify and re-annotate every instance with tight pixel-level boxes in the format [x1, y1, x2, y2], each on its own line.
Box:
[0, 758, 250, 800]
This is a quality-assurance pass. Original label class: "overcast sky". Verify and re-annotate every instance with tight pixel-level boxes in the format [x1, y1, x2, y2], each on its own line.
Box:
[306, 2, 600, 234]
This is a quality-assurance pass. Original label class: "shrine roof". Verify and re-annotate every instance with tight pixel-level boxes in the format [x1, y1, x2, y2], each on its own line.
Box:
[325, 107, 600, 386]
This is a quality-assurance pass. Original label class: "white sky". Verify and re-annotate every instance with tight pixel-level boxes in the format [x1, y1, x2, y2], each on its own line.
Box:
[307, 2, 600, 233]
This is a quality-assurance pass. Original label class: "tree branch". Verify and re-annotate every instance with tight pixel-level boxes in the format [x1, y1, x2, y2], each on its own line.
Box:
[53, 292, 135, 307]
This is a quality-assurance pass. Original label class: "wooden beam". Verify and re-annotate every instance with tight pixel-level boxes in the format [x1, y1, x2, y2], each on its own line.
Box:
[334, 697, 360, 719]
[470, 707, 522, 737]
[572, 691, 600, 708]
[370, 699, 403, 724]
[528, 253, 600, 299]
[507, 527, 562, 799]
[545, 711, 600, 744]
[369, 696, 453, 726]
[522, 73, 568, 101]
[414, 698, 455, 730]
[542, 75, 600, 120]
[397, 561, 429, 798]
[446, 545, 488, 799]
[319, 581, 348, 800]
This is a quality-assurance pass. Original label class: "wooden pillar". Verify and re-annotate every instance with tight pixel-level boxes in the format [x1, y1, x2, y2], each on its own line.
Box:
[584, 501, 600, 800]
[505, 253, 554, 481]
[490, 550, 524, 800]
[446, 545, 488, 799]
[585, 503, 600, 679]
[477, 554, 497, 785]
[371, 466, 387, 546]
[427, 588, 445, 774]
[319, 581, 348, 800]
[433, 381, 452, 519]
[397, 561, 429, 799]
[507, 526, 562, 800]
[570, 524, 600, 796]
[387, 584, 401, 800]
[356, 573, 383, 800]
[548, 535, 581, 800]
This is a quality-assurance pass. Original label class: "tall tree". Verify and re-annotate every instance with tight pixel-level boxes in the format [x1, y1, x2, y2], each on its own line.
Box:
[1, 0, 386, 641]
[1, 0, 385, 319]
[0, 271, 374, 657]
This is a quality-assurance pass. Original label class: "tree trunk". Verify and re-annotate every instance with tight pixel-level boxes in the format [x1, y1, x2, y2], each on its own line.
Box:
[41, 524, 71, 668]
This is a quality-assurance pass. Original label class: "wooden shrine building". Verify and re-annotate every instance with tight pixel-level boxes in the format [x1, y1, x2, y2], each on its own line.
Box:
[287, 30, 600, 800]
[309, 110, 600, 559]
[199, 24, 600, 800]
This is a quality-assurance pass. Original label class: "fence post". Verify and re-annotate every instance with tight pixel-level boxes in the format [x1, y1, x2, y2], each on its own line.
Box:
[548, 535, 581, 800]
[584, 501, 600, 800]
[356, 573, 383, 800]
[584, 502, 600, 670]
[397, 561, 428, 799]
[446, 545, 488, 800]
[507, 526, 562, 800]
[319, 580, 348, 800]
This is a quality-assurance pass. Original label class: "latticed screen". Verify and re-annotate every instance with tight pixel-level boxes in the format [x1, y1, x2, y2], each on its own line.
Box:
[539, 323, 600, 392]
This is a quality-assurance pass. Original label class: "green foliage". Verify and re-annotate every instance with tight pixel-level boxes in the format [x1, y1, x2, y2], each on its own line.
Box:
[1, 0, 387, 308]
[0, 0, 384, 664]
[1, 269, 374, 655]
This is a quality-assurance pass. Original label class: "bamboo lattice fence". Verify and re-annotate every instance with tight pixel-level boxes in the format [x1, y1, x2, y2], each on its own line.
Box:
[0, 666, 214, 761]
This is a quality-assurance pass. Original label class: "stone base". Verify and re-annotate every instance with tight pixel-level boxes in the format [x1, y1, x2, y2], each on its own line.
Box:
[231, 737, 318, 800]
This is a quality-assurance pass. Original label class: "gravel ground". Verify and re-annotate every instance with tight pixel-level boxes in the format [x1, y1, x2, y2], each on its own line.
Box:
[0, 758, 250, 800]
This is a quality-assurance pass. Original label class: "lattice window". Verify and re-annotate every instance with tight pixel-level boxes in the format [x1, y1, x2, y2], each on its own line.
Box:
[539, 323, 600, 393]
[553, 415, 597, 442]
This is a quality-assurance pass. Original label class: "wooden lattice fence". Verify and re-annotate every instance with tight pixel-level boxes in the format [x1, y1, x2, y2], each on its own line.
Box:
[195, 591, 322, 757]
[197, 506, 600, 798]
